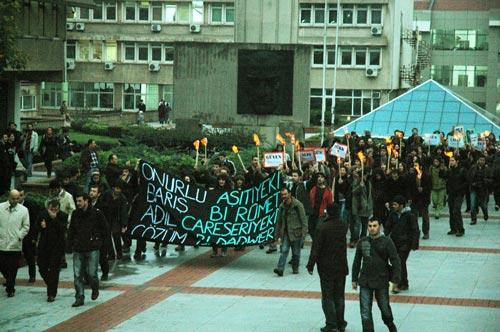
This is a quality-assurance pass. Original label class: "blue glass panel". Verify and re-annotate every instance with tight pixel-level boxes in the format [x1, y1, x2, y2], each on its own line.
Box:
[421, 122, 440, 133]
[372, 121, 389, 134]
[418, 81, 433, 91]
[424, 112, 441, 122]
[427, 90, 445, 101]
[427, 101, 444, 112]
[441, 112, 459, 123]
[373, 111, 388, 121]
[412, 90, 429, 100]
[393, 100, 410, 112]
[443, 101, 461, 112]
[458, 112, 477, 124]
[398, 92, 413, 102]
[444, 93, 458, 102]
[389, 122, 406, 132]
[407, 111, 424, 122]
[411, 101, 427, 112]
[405, 122, 422, 134]
[391, 111, 408, 122]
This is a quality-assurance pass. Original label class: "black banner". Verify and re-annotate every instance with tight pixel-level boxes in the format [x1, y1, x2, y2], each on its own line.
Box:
[129, 161, 282, 247]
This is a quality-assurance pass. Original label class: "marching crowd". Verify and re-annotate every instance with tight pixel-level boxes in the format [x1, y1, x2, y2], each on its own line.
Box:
[1, 124, 499, 331]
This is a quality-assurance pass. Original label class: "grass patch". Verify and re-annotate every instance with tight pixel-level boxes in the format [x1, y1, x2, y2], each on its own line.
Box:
[70, 131, 120, 145]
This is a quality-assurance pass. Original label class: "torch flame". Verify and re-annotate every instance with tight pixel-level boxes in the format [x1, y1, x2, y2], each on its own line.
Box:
[395, 131, 404, 139]
[200, 137, 208, 146]
[444, 151, 453, 158]
[276, 133, 286, 145]
[386, 144, 394, 156]
[285, 132, 296, 144]
[253, 133, 261, 146]
[483, 130, 490, 137]
[357, 151, 365, 162]
[232, 145, 239, 154]
[415, 165, 422, 179]
[294, 140, 301, 151]
[193, 140, 200, 150]
[384, 137, 392, 144]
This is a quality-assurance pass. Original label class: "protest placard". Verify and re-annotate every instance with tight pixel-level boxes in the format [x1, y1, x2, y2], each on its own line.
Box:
[129, 161, 282, 247]
[423, 133, 441, 146]
[314, 148, 327, 163]
[330, 142, 348, 159]
[299, 150, 315, 163]
[263, 152, 285, 168]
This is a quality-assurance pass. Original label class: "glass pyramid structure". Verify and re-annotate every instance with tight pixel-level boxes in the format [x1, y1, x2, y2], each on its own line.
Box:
[335, 80, 500, 137]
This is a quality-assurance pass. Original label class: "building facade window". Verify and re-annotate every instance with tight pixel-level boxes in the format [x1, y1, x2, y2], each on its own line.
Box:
[342, 4, 353, 24]
[312, 46, 335, 67]
[431, 29, 488, 50]
[163, 84, 174, 106]
[370, 5, 382, 24]
[41, 82, 63, 108]
[210, 3, 234, 24]
[300, 4, 382, 26]
[69, 82, 114, 110]
[20, 85, 36, 111]
[337, 48, 382, 67]
[432, 65, 488, 88]
[67, 41, 76, 59]
[152, 2, 163, 21]
[123, 83, 159, 111]
[104, 41, 117, 62]
[122, 42, 175, 63]
[75, 40, 105, 62]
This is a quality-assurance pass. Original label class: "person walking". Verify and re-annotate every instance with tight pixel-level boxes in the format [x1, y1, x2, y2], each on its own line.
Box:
[20, 123, 38, 177]
[352, 219, 401, 332]
[408, 163, 431, 239]
[350, 169, 373, 247]
[89, 184, 110, 281]
[100, 181, 128, 260]
[37, 199, 67, 302]
[307, 203, 348, 332]
[80, 139, 100, 191]
[429, 158, 446, 219]
[19, 187, 40, 283]
[273, 186, 308, 276]
[384, 195, 420, 293]
[469, 156, 491, 225]
[158, 99, 167, 124]
[439, 156, 468, 236]
[67, 192, 107, 307]
[39, 127, 59, 178]
[308, 172, 333, 241]
[0, 190, 30, 297]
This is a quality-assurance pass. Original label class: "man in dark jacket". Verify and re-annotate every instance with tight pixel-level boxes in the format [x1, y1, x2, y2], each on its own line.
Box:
[37, 199, 68, 302]
[307, 203, 348, 332]
[80, 139, 99, 191]
[104, 153, 122, 188]
[19, 187, 41, 283]
[439, 156, 468, 236]
[67, 192, 107, 307]
[352, 219, 401, 332]
[100, 181, 129, 260]
[384, 195, 419, 294]
[408, 165, 431, 239]
[468, 156, 491, 225]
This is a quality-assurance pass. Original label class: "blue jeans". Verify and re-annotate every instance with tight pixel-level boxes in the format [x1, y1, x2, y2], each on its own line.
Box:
[23, 151, 33, 177]
[359, 286, 397, 332]
[277, 235, 301, 270]
[350, 215, 368, 243]
[470, 191, 488, 222]
[73, 250, 99, 299]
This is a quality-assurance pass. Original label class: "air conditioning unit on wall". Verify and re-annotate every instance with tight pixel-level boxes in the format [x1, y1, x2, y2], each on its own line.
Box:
[66, 22, 74, 31]
[371, 26, 382, 36]
[149, 62, 160, 72]
[151, 24, 161, 32]
[366, 66, 378, 77]
[190, 24, 201, 33]
[75, 22, 85, 31]
[66, 60, 75, 70]
[104, 62, 115, 71]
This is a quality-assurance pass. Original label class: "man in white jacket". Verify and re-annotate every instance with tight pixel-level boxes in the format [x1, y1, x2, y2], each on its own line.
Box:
[0, 190, 30, 297]
[21, 123, 38, 177]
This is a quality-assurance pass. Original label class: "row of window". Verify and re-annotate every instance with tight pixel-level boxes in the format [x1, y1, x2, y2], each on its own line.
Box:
[431, 65, 488, 88]
[67, 41, 174, 63]
[310, 89, 381, 117]
[300, 4, 382, 26]
[312, 47, 381, 67]
[68, 2, 234, 25]
[431, 29, 488, 51]
[21, 83, 173, 111]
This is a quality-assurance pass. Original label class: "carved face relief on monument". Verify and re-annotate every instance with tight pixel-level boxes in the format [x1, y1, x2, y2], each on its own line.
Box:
[237, 50, 293, 116]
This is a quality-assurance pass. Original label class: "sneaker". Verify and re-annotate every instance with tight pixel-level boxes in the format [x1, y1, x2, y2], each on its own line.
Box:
[422, 234, 429, 240]
[470, 221, 477, 225]
[91, 289, 99, 301]
[72, 298, 84, 307]
[47, 296, 55, 302]
[7, 292, 14, 298]
[101, 274, 108, 281]
[266, 248, 277, 254]
[273, 268, 283, 277]
[456, 231, 464, 237]
[447, 230, 456, 235]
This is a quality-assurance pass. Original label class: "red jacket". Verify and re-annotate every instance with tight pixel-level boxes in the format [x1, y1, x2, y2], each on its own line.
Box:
[309, 185, 333, 218]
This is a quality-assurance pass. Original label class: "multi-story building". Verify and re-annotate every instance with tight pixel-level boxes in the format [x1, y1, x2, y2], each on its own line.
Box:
[21, 0, 414, 129]
[0, 0, 94, 129]
[414, 0, 500, 118]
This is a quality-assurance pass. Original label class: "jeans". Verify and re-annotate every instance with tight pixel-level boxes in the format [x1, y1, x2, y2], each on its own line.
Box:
[73, 250, 99, 299]
[359, 286, 397, 332]
[431, 188, 446, 218]
[277, 235, 302, 270]
[320, 275, 347, 330]
[470, 191, 488, 222]
[22, 151, 34, 177]
[448, 194, 464, 233]
[350, 215, 368, 243]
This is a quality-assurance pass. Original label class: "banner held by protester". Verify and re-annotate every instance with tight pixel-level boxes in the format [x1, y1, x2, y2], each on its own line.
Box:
[129, 160, 282, 247]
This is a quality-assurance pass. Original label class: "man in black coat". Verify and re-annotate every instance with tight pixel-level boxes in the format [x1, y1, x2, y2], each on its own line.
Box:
[104, 153, 122, 188]
[439, 156, 468, 236]
[352, 219, 401, 332]
[19, 187, 41, 283]
[468, 155, 491, 225]
[307, 203, 348, 332]
[100, 181, 129, 260]
[407, 165, 432, 239]
[67, 192, 107, 307]
[37, 199, 68, 302]
[384, 195, 419, 294]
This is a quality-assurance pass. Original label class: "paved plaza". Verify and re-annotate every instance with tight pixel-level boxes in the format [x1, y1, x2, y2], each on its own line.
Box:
[1, 201, 499, 332]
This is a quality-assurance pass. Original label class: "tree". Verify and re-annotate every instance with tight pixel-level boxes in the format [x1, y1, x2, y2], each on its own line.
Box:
[0, 0, 29, 73]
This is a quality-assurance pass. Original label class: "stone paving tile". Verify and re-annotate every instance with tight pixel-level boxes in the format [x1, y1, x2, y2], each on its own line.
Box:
[0, 286, 122, 332]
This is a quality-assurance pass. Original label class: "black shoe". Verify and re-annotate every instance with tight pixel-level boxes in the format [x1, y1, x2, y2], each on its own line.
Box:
[495, 205, 499, 211]
[456, 231, 464, 237]
[47, 296, 55, 302]
[273, 268, 283, 277]
[292, 269, 299, 274]
[422, 234, 429, 240]
[28, 277, 36, 283]
[122, 246, 130, 253]
[399, 285, 409, 291]
[447, 230, 456, 235]
[470, 221, 477, 225]
[259, 244, 264, 249]
[465, 209, 470, 213]
[320, 327, 338, 332]
[72, 298, 84, 307]
[7, 292, 14, 298]
[288, 260, 292, 265]
[484, 215, 488, 221]
[266, 248, 277, 254]
[91, 289, 99, 301]
[61, 262, 68, 269]
[133, 253, 141, 260]
[101, 274, 108, 281]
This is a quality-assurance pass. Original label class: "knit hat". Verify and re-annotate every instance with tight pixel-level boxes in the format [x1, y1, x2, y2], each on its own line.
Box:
[392, 195, 406, 205]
